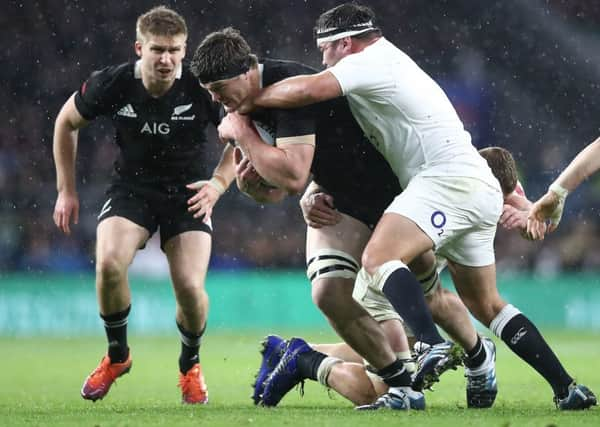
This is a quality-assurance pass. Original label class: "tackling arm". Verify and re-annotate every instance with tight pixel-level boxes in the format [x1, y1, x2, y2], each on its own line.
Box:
[253, 71, 343, 109]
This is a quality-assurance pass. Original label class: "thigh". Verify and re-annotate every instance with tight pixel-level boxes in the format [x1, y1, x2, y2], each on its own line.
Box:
[306, 213, 372, 296]
[96, 216, 150, 265]
[164, 230, 212, 286]
[98, 185, 158, 237]
[157, 190, 212, 250]
[447, 260, 504, 323]
[306, 212, 372, 261]
[383, 175, 502, 265]
[363, 211, 434, 267]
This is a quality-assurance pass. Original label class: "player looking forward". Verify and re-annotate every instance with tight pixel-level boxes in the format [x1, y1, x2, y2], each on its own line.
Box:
[52, 6, 234, 404]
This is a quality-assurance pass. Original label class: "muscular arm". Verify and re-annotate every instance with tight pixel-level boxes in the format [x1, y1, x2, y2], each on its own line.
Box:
[253, 71, 343, 109]
[553, 137, 600, 192]
[246, 137, 314, 194]
[528, 137, 600, 238]
[52, 93, 89, 234]
[54, 93, 88, 194]
[218, 113, 314, 194]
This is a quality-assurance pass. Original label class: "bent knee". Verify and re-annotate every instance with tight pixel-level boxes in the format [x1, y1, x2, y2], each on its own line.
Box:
[311, 278, 354, 313]
[462, 296, 507, 327]
[361, 250, 381, 276]
[96, 255, 127, 284]
[175, 278, 206, 298]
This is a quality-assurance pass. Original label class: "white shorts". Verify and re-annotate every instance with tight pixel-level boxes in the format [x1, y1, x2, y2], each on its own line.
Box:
[352, 259, 446, 334]
[353, 268, 402, 323]
[384, 174, 503, 267]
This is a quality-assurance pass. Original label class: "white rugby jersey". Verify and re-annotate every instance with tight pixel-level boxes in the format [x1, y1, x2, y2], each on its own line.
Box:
[328, 37, 496, 189]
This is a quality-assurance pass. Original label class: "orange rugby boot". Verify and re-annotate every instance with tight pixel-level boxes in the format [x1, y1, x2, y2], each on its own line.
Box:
[178, 363, 209, 404]
[81, 354, 132, 401]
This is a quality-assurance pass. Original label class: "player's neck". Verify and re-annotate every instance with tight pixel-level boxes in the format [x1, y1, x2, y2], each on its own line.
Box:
[237, 67, 261, 114]
[142, 74, 176, 98]
[352, 36, 381, 54]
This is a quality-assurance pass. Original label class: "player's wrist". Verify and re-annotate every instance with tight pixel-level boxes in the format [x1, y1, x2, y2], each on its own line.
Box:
[208, 175, 227, 195]
[548, 182, 568, 202]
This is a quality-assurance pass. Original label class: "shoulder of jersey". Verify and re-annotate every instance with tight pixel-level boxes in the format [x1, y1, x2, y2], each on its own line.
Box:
[87, 62, 135, 91]
[261, 58, 317, 84]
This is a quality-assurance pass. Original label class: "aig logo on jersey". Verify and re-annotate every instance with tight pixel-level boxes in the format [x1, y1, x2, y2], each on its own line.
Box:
[141, 122, 170, 135]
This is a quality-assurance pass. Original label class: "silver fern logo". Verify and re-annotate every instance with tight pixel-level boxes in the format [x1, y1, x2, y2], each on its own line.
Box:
[171, 103, 195, 120]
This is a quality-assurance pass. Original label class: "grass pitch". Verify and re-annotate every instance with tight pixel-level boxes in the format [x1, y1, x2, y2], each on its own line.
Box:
[2, 331, 599, 426]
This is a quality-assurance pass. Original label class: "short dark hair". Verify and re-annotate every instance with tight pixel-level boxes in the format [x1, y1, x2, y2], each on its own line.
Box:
[479, 146, 518, 196]
[315, 2, 381, 41]
[190, 27, 257, 84]
[136, 6, 187, 42]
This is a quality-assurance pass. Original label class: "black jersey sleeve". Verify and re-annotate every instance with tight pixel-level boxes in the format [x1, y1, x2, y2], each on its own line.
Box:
[260, 59, 319, 140]
[273, 106, 317, 139]
[74, 64, 129, 121]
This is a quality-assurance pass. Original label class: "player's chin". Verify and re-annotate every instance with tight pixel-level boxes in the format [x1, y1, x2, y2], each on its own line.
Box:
[156, 70, 174, 81]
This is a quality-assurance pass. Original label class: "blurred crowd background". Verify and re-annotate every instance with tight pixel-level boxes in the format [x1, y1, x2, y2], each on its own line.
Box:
[3, 0, 600, 275]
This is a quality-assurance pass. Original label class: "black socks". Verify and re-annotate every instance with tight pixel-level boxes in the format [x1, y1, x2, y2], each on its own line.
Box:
[177, 322, 205, 374]
[491, 305, 572, 398]
[382, 267, 444, 345]
[101, 305, 131, 363]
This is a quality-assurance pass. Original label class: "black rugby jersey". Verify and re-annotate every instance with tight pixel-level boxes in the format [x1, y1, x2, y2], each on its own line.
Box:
[74, 61, 221, 186]
[257, 59, 400, 228]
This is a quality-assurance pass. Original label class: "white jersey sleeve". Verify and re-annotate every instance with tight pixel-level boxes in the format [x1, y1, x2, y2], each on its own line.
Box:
[328, 55, 390, 97]
[326, 38, 498, 191]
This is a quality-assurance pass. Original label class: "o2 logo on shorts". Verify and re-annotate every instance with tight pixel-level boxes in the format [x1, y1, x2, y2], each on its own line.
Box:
[430, 210, 446, 237]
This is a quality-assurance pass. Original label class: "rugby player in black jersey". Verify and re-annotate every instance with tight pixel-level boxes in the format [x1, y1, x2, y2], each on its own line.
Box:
[52, 6, 235, 404]
[188, 27, 484, 410]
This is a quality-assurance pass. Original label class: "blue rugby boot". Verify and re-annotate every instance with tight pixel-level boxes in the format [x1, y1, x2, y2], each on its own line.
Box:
[260, 337, 311, 407]
[252, 335, 286, 405]
[355, 388, 426, 411]
[465, 337, 498, 408]
[412, 340, 464, 391]
[555, 382, 597, 410]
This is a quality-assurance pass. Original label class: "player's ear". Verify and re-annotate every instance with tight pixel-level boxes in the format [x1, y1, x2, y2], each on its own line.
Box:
[341, 36, 352, 51]
[134, 40, 143, 58]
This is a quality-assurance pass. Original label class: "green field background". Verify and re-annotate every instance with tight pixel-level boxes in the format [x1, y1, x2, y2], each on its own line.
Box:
[1, 271, 600, 335]
[2, 272, 599, 425]
[2, 333, 599, 426]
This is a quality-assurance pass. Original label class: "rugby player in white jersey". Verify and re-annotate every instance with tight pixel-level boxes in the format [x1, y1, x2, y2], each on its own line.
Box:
[262, 147, 524, 407]
[251, 3, 596, 410]
[261, 147, 539, 408]
[189, 27, 454, 410]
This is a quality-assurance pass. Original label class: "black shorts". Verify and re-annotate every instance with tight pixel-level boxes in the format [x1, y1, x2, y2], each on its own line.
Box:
[97, 183, 212, 250]
[316, 175, 399, 230]
[327, 187, 395, 230]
